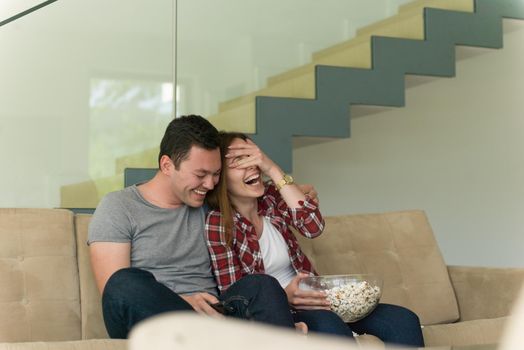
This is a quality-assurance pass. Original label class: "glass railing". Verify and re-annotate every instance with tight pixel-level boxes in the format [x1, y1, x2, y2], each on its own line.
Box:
[1, 0, 437, 209]
[176, 0, 414, 133]
[0, 0, 173, 208]
[1, 0, 58, 27]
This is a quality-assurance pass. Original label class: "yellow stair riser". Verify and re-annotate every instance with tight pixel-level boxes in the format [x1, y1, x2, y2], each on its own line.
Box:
[209, 104, 256, 134]
[61, 174, 123, 208]
[356, 0, 475, 40]
[398, 0, 474, 14]
[219, 71, 316, 113]
[314, 39, 372, 68]
[356, 11, 425, 40]
[115, 148, 158, 174]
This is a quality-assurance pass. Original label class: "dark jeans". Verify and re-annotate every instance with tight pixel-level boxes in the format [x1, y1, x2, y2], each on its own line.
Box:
[294, 304, 424, 348]
[102, 268, 295, 338]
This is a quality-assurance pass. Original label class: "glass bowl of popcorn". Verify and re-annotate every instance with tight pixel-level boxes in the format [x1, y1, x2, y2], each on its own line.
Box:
[299, 274, 382, 322]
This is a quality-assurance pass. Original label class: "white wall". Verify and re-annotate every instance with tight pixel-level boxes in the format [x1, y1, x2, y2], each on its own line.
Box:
[293, 20, 524, 268]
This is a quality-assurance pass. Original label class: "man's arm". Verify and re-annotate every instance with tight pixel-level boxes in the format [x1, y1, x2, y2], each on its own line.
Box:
[90, 242, 131, 294]
[297, 184, 318, 204]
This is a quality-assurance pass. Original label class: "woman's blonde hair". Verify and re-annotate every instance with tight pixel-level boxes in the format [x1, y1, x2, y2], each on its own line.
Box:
[206, 131, 249, 246]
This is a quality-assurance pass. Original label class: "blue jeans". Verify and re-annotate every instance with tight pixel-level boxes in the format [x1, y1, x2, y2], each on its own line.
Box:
[102, 268, 295, 338]
[294, 304, 424, 347]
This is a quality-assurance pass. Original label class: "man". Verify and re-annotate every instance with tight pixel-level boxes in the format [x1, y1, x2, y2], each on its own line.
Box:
[88, 115, 297, 338]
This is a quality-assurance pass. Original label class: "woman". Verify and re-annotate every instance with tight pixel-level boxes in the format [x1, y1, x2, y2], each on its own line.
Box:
[205, 132, 424, 347]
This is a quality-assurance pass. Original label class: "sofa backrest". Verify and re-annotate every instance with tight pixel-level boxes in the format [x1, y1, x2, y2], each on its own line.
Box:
[75, 214, 109, 339]
[0, 209, 82, 342]
[294, 210, 460, 325]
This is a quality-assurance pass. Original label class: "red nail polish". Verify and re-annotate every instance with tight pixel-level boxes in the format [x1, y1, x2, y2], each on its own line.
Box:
[298, 200, 304, 205]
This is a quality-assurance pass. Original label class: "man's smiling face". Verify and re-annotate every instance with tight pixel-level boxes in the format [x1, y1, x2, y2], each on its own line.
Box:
[169, 145, 221, 207]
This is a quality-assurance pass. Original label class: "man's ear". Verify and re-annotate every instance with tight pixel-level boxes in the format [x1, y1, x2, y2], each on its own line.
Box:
[159, 155, 173, 175]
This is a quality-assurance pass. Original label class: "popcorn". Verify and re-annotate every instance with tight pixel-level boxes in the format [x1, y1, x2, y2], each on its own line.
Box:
[324, 281, 381, 322]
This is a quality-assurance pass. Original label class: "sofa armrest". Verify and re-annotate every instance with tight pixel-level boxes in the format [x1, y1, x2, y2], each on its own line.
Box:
[448, 265, 524, 321]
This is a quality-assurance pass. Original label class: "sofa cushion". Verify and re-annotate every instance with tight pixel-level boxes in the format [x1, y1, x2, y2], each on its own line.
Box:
[0, 209, 81, 342]
[448, 265, 524, 321]
[422, 316, 507, 347]
[294, 210, 459, 325]
[75, 214, 109, 340]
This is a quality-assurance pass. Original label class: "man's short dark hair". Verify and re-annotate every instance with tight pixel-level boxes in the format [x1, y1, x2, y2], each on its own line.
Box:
[158, 115, 219, 169]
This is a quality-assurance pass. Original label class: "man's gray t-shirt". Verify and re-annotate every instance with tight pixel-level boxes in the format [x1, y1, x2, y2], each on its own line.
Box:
[87, 185, 218, 296]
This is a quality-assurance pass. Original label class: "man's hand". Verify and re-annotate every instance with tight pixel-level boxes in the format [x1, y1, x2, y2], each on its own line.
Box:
[285, 273, 330, 310]
[297, 184, 319, 204]
[180, 292, 224, 318]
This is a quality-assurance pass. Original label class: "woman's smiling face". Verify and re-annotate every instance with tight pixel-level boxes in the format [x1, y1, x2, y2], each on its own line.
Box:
[225, 138, 265, 201]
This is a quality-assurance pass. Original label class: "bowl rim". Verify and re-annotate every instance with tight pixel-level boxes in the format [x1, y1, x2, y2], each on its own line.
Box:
[302, 273, 381, 279]
[299, 274, 383, 290]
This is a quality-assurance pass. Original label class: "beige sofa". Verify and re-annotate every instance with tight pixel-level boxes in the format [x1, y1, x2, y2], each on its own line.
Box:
[293, 211, 524, 347]
[0, 208, 522, 349]
[0, 209, 124, 350]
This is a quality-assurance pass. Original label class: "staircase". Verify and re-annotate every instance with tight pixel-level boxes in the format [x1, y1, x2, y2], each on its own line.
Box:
[60, 0, 524, 208]
[249, 0, 524, 171]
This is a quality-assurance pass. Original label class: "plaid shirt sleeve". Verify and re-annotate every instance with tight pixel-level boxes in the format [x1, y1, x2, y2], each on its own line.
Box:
[205, 210, 243, 292]
[266, 183, 325, 239]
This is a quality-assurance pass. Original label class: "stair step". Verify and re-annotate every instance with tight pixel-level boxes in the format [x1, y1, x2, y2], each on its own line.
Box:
[209, 103, 256, 133]
[216, 9, 425, 118]
[60, 174, 123, 208]
[115, 148, 158, 174]
[216, 39, 372, 127]
[355, 9, 425, 40]
[398, 0, 474, 14]
[224, 0, 473, 108]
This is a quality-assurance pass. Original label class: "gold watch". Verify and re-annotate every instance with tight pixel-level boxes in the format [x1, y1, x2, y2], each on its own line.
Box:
[276, 174, 294, 190]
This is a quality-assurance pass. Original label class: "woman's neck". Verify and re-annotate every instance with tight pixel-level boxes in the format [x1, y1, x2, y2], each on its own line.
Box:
[231, 197, 259, 223]
[231, 196, 264, 237]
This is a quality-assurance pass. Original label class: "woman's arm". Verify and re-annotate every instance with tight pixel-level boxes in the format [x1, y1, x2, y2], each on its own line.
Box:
[226, 139, 325, 238]
[267, 183, 325, 238]
[205, 211, 243, 292]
